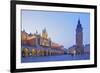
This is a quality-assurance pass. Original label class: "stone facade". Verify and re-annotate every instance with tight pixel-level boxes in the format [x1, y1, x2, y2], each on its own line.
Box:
[21, 28, 64, 57]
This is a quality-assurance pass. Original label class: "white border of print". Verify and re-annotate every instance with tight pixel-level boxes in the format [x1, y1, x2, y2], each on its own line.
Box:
[16, 4, 94, 69]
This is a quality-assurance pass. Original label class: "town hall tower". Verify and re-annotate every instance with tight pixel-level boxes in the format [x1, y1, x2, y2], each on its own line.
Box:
[76, 19, 84, 54]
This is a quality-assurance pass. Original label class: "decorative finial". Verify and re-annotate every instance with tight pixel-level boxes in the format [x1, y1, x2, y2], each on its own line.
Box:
[43, 27, 46, 33]
[78, 18, 80, 24]
[36, 30, 38, 34]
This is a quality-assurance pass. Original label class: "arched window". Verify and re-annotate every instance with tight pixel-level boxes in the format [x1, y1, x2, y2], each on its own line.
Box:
[31, 48, 36, 56]
[22, 48, 30, 57]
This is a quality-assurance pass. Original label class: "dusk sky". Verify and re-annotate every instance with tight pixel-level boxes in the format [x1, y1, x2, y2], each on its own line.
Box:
[21, 10, 90, 49]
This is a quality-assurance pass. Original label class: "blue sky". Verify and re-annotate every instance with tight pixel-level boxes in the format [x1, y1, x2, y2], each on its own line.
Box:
[21, 10, 90, 49]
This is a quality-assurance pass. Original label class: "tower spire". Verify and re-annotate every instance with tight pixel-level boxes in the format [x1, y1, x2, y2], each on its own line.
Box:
[36, 30, 38, 34]
[76, 18, 83, 32]
[43, 27, 46, 33]
[78, 18, 80, 24]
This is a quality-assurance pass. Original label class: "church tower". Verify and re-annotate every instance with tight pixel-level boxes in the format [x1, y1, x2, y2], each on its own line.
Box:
[76, 19, 84, 54]
[42, 28, 48, 39]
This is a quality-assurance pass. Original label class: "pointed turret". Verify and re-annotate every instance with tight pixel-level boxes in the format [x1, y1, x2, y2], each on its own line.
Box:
[76, 19, 83, 32]
[42, 28, 48, 39]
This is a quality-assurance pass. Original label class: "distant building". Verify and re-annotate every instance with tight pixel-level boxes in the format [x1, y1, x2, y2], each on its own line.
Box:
[84, 44, 90, 54]
[67, 45, 76, 55]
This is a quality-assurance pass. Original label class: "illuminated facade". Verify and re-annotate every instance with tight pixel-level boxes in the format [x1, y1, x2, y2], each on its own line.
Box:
[40, 28, 51, 47]
[21, 28, 64, 57]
